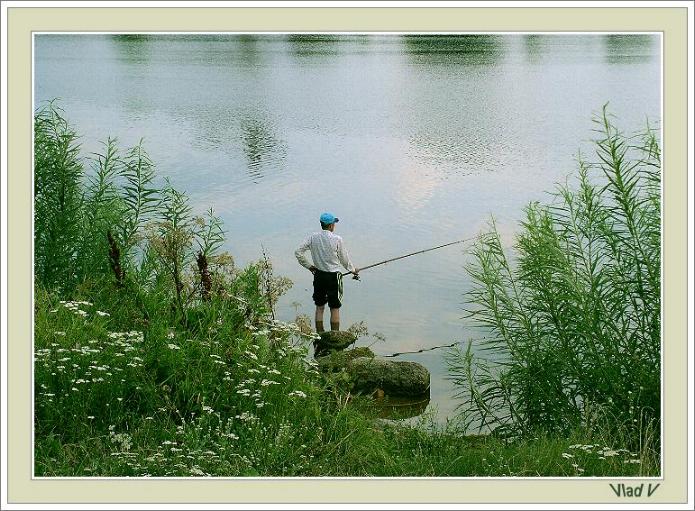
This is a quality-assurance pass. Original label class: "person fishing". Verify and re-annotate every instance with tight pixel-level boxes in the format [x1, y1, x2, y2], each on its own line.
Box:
[295, 212, 359, 333]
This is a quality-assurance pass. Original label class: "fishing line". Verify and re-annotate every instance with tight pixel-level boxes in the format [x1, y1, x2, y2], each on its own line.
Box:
[380, 340, 467, 358]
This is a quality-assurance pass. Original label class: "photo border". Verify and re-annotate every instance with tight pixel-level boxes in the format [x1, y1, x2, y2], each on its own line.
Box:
[4, 2, 691, 506]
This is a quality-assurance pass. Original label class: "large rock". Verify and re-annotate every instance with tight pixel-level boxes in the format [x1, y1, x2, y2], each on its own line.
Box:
[349, 357, 430, 397]
[316, 347, 430, 398]
[313, 330, 357, 357]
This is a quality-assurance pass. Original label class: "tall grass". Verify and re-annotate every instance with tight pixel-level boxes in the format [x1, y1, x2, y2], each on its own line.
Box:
[34, 102, 84, 290]
[447, 106, 660, 452]
[33, 102, 282, 323]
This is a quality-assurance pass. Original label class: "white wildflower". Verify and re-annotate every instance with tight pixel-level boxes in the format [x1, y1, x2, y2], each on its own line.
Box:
[110, 432, 132, 451]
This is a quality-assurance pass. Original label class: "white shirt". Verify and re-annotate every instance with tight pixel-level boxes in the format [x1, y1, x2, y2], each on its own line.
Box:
[295, 230, 356, 273]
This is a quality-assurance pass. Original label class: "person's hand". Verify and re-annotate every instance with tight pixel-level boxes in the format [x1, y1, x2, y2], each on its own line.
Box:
[351, 269, 360, 280]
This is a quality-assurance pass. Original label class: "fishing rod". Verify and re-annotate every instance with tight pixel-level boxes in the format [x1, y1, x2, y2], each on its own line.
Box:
[341, 236, 475, 279]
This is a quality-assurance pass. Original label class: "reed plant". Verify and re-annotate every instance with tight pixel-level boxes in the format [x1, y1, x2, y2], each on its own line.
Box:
[34, 102, 85, 290]
[80, 138, 126, 282]
[34, 101, 244, 319]
[448, 106, 661, 452]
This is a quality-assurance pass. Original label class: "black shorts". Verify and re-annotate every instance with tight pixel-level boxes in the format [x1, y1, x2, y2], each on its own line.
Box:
[312, 270, 343, 309]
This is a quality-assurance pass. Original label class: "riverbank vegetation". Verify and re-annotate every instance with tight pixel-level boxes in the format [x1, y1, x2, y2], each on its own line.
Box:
[34, 102, 659, 476]
[448, 105, 660, 459]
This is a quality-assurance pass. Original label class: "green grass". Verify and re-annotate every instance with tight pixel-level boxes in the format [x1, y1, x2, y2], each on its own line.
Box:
[33, 255, 658, 477]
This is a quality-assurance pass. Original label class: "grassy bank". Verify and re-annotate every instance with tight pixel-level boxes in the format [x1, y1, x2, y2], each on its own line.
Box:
[33, 102, 659, 477]
[34, 283, 657, 477]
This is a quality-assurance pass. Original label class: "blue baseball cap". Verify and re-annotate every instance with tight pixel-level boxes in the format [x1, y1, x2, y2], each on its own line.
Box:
[320, 212, 339, 224]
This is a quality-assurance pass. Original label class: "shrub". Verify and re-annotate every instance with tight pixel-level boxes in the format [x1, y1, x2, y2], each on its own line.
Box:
[448, 106, 660, 448]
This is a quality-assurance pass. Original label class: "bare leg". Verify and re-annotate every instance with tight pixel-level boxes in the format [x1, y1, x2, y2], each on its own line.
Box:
[315, 305, 325, 333]
[330, 308, 340, 331]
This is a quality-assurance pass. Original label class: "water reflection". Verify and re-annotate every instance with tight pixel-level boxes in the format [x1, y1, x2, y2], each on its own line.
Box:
[287, 34, 343, 56]
[523, 34, 546, 62]
[402, 34, 504, 65]
[110, 34, 151, 64]
[371, 394, 431, 420]
[112, 34, 149, 41]
[240, 115, 286, 183]
[603, 34, 657, 63]
[185, 34, 267, 68]
[222, 35, 263, 68]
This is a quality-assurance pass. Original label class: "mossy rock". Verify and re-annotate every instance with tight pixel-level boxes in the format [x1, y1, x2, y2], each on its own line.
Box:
[348, 357, 430, 397]
[313, 330, 358, 357]
[316, 347, 375, 372]
[316, 348, 430, 398]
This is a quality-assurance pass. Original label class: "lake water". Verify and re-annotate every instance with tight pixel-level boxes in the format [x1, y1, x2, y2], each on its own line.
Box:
[34, 33, 661, 424]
